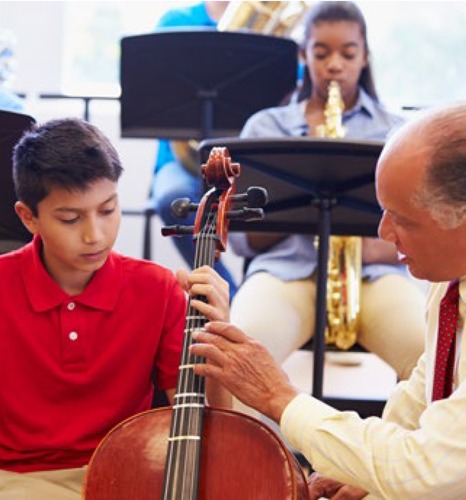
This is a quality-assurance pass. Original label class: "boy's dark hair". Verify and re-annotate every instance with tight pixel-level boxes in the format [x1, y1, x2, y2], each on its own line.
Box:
[297, 1, 378, 102]
[13, 117, 123, 215]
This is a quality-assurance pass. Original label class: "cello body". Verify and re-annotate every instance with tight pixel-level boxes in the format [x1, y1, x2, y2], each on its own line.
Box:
[84, 406, 309, 499]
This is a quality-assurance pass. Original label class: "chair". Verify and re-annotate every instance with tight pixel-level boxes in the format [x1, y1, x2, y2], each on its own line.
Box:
[121, 206, 156, 261]
[302, 341, 387, 418]
[0, 110, 36, 254]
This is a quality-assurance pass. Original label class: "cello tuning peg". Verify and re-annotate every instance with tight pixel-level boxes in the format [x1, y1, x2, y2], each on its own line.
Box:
[247, 187, 268, 208]
[171, 197, 199, 219]
[227, 207, 264, 221]
[161, 224, 195, 237]
[231, 186, 268, 209]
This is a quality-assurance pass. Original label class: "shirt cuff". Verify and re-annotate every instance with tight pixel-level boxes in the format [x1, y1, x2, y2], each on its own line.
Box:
[280, 393, 338, 448]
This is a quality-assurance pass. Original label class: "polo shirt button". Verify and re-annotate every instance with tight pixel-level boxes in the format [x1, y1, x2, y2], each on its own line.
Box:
[67, 302, 76, 311]
[69, 331, 78, 341]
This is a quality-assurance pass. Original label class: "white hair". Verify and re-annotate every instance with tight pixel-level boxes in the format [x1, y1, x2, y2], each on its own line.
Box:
[410, 103, 466, 229]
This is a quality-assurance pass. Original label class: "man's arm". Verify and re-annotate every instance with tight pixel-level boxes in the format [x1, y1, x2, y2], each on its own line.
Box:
[189, 320, 466, 498]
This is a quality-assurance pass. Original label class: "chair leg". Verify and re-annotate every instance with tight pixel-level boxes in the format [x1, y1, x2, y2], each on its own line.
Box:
[142, 208, 155, 261]
[322, 396, 386, 418]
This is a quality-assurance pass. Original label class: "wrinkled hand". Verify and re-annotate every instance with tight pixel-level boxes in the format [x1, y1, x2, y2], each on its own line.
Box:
[307, 473, 368, 500]
[190, 321, 299, 422]
[177, 265, 229, 322]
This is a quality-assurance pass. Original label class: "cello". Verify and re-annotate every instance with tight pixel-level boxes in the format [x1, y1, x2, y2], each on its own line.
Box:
[84, 147, 309, 499]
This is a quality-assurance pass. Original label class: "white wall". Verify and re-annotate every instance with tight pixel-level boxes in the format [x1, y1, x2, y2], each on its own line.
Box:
[0, 2, 65, 94]
[0, 1, 244, 283]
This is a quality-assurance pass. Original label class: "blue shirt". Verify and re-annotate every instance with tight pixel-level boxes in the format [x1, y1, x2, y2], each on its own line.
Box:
[153, 2, 218, 173]
[229, 88, 406, 281]
[155, 2, 217, 29]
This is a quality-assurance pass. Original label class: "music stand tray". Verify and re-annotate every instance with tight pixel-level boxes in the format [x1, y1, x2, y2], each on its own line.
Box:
[200, 137, 384, 403]
[120, 30, 298, 140]
[0, 110, 36, 248]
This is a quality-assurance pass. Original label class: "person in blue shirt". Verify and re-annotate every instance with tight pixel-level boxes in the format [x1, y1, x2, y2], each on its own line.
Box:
[147, 1, 238, 297]
[229, 1, 427, 382]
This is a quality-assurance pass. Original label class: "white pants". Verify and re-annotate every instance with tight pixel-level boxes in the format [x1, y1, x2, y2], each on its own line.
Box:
[0, 467, 85, 500]
[231, 272, 427, 381]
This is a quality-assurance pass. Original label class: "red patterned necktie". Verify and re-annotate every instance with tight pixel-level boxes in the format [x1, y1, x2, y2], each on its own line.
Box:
[432, 280, 460, 401]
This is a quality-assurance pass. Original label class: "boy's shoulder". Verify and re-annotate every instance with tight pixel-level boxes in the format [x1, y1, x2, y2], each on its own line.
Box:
[108, 252, 185, 308]
[0, 242, 29, 273]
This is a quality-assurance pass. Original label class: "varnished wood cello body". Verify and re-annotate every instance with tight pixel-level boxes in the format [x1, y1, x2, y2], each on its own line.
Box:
[84, 148, 309, 499]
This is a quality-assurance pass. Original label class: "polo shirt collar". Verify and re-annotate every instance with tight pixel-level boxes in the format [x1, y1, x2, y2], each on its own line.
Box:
[22, 235, 121, 312]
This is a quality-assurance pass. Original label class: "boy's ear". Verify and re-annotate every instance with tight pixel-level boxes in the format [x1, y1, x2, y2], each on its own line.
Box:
[14, 201, 38, 235]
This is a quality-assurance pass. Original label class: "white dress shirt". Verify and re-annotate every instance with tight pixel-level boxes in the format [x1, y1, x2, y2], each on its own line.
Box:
[281, 279, 466, 499]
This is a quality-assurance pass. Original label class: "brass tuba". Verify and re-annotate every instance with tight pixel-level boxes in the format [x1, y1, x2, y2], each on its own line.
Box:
[316, 81, 362, 350]
[218, 1, 309, 37]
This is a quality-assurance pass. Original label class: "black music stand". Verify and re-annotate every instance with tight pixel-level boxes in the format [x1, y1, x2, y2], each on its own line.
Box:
[0, 110, 35, 252]
[120, 29, 298, 140]
[199, 137, 385, 415]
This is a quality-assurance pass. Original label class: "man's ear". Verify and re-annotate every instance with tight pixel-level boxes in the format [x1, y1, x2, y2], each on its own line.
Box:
[14, 201, 38, 235]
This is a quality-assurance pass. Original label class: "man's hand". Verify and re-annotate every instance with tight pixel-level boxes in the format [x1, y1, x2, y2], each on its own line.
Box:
[190, 321, 299, 422]
[307, 472, 368, 500]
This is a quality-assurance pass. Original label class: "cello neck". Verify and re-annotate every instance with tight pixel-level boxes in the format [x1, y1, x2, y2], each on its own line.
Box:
[162, 194, 219, 499]
[162, 148, 241, 499]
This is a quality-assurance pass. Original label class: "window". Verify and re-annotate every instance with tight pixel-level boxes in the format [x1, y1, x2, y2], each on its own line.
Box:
[359, 1, 466, 108]
[61, 1, 192, 95]
[61, 1, 466, 109]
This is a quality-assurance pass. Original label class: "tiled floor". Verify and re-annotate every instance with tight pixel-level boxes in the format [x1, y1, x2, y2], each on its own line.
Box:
[282, 349, 398, 402]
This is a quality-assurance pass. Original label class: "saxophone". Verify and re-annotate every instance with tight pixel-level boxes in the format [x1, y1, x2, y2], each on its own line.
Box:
[316, 81, 362, 350]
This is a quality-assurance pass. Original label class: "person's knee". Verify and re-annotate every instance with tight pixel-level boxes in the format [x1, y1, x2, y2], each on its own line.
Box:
[157, 197, 178, 225]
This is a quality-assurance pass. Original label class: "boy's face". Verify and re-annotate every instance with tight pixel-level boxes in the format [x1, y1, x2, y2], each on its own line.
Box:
[16, 178, 121, 294]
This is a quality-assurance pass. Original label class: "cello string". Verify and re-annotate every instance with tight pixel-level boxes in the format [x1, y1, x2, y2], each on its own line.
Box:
[181, 201, 217, 493]
[172, 202, 215, 477]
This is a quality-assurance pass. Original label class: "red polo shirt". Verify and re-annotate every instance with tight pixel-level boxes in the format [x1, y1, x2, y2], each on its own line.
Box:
[0, 236, 186, 472]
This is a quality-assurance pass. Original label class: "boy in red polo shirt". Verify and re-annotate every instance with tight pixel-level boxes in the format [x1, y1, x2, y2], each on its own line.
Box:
[0, 118, 230, 498]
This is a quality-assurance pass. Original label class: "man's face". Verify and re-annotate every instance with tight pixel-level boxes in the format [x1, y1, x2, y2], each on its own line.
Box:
[376, 133, 466, 283]
[18, 178, 121, 294]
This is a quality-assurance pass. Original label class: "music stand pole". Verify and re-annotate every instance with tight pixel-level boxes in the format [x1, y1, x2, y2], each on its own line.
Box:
[313, 198, 332, 399]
